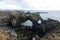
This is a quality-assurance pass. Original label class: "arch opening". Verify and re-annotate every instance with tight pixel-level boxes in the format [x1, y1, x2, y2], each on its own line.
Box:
[21, 20, 33, 27]
[38, 20, 41, 24]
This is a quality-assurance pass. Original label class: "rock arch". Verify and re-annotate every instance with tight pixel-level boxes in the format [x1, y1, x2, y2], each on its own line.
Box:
[10, 12, 43, 28]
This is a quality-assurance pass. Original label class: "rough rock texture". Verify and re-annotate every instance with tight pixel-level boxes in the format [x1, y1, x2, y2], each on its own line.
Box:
[10, 11, 42, 27]
[38, 18, 60, 40]
[0, 27, 17, 40]
[0, 10, 60, 40]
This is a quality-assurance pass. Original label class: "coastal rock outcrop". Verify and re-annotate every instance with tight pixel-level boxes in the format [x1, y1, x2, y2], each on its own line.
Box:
[0, 10, 60, 40]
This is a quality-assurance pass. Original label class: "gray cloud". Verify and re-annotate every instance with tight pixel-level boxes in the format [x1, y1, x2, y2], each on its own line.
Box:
[0, 0, 33, 10]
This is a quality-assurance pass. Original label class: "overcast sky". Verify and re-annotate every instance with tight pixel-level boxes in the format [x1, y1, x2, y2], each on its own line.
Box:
[0, 0, 60, 10]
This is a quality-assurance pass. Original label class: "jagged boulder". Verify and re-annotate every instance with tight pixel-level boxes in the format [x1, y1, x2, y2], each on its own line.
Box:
[43, 18, 60, 33]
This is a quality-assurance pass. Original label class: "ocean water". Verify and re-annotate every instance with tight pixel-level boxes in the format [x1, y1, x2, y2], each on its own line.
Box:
[40, 11, 60, 21]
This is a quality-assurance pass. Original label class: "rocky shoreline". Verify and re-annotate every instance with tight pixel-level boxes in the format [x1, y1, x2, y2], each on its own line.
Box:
[0, 10, 60, 40]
